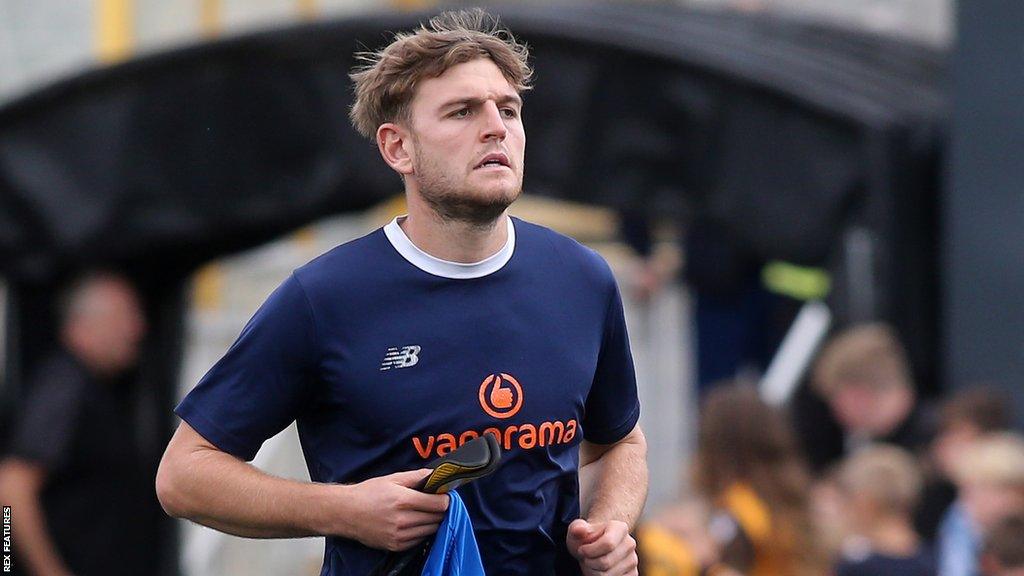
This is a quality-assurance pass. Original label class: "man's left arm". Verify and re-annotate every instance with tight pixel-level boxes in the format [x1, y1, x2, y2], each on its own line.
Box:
[568, 423, 648, 576]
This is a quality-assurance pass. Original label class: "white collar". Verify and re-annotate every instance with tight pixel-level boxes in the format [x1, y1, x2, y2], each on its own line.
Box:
[383, 215, 515, 279]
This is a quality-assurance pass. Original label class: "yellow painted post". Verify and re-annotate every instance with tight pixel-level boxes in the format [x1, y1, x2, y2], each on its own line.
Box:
[192, 264, 226, 312]
[296, 0, 318, 21]
[95, 0, 134, 63]
[199, 0, 222, 38]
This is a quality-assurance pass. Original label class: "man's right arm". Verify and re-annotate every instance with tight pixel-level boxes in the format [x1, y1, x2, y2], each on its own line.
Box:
[155, 421, 449, 551]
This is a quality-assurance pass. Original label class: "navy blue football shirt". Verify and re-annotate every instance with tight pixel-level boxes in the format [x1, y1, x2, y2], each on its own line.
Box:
[176, 216, 641, 576]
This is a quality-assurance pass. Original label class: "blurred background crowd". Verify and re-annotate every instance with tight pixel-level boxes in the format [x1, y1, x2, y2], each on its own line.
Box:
[0, 0, 1020, 575]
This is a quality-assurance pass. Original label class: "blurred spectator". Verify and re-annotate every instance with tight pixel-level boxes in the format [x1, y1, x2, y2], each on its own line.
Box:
[933, 388, 1014, 479]
[834, 445, 936, 576]
[620, 213, 802, 397]
[0, 273, 158, 576]
[635, 497, 710, 576]
[980, 514, 1024, 576]
[939, 433, 1024, 576]
[809, 323, 934, 463]
[918, 387, 1015, 542]
[637, 383, 823, 576]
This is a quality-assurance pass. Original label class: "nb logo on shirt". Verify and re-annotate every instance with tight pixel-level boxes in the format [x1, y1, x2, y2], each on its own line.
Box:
[380, 345, 421, 371]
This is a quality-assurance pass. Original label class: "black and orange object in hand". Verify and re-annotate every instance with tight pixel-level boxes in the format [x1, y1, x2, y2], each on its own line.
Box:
[372, 434, 501, 576]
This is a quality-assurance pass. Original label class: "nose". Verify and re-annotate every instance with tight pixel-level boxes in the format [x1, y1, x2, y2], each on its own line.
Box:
[479, 101, 507, 142]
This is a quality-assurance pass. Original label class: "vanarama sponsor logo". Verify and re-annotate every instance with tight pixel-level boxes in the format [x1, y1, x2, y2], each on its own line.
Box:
[412, 372, 578, 459]
[413, 420, 578, 459]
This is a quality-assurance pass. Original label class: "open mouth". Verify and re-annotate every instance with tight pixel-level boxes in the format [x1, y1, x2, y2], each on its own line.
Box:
[475, 153, 510, 169]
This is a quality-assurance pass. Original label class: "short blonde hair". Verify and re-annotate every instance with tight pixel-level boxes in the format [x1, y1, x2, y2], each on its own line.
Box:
[838, 444, 923, 514]
[348, 8, 533, 139]
[812, 323, 912, 396]
[954, 433, 1024, 489]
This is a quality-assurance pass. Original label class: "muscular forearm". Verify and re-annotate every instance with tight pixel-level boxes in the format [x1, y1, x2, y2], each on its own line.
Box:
[156, 444, 336, 539]
[156, 422, 447, 550]
[578, 426, 648, 529]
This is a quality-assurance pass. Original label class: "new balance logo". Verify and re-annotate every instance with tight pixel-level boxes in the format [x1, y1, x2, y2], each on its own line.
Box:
[380, 345, 421, 371]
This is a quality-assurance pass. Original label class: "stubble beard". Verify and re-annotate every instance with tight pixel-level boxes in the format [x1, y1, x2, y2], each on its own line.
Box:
[412, 149, 522, 229]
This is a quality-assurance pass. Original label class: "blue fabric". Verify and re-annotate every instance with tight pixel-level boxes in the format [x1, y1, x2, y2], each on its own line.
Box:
[937, 502, 981, 576]
[422, 491, 485, 576]
[175, 218, 640, 576]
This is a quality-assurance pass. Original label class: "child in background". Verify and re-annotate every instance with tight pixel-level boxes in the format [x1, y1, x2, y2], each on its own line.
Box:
[921, 386, 1014, 543]
[694, 383, 823, 576]
[636, 383, 823, 576]
[835, 445, 936, 576]
[811, 323, 933, 460]
[980, 514, 1024, 576]
[940, 433, 1024, 576]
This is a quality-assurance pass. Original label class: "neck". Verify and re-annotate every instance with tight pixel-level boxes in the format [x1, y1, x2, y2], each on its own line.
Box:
[865, 515, 919, 557]
[401, 194, 509, 263]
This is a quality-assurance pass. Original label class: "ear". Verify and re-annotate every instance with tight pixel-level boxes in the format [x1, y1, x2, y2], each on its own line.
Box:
[377, 122, 415, 176]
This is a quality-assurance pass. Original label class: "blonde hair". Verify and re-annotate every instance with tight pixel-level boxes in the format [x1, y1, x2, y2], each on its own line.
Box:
[838, 444, 923, 514]
[812, 323, 912, 396]
[955, 433, 1024, 489]
[348, 8, 533, 139]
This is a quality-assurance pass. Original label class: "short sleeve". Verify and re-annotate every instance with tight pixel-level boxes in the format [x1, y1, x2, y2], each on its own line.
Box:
[582, 281, 640, 444]
[9, 359, 87, 470]
[175, 273, 319, 461]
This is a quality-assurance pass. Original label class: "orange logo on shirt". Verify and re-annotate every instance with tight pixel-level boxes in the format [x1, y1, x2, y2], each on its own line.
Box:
[479, 373, 523, 419]
[410, 371, 578, 460]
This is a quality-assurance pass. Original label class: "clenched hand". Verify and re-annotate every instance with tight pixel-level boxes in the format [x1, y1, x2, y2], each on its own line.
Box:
[334, 469, 450, 552]
[567, 518, 638, 576]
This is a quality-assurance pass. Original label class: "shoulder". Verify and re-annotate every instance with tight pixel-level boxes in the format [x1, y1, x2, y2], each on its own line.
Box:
[291, 227, 390, 295]
[25, 352, 90, 403]
[512, 218, 616, 287]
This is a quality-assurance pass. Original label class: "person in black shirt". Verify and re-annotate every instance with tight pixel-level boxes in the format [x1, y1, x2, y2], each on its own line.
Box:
[0, 273, 157, 576]
[809, 323, 935, 462]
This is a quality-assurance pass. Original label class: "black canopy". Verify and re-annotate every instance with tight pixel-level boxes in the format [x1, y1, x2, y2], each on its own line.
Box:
[0, 2, 946, 281]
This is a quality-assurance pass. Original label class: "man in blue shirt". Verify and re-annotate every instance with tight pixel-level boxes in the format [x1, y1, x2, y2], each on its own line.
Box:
[156, 9, 648, 576]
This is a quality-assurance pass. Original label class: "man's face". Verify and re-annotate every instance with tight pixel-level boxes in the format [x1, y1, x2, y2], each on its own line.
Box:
[405, 58, 525, 225]
[70, 278, 147, 375]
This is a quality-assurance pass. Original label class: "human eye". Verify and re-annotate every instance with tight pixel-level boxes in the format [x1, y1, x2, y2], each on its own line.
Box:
[501, 107, 519, 119]
[451, 107, 471, 119]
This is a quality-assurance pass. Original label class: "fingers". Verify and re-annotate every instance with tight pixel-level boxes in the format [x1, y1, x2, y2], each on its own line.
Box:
[387, 468, 451, 513]
[386, 521, 445, 552]
[389, 468, 434, 487]
[375, 502, 446, 552]
[578, 521, 626, 558]
[399, 510, 447, 529]
[580, 538, 636, 575]
[572, 521, 638, 576]
[567, 518, 601, 549]
[403, 490, 450, 514]
[380, 508, 448, 552]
